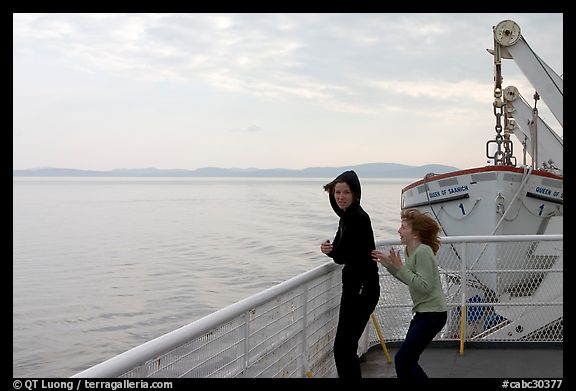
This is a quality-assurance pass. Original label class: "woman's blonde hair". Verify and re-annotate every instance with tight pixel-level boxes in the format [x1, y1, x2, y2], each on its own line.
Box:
[401, 208, 441, 254]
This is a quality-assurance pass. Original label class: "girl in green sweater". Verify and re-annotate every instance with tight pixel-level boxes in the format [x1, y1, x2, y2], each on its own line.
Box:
[372, 208, 447, 379]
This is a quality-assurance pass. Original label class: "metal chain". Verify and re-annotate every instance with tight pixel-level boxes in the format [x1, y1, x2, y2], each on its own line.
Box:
[492, 59, 505, 164]
[491, 40, 515, 166]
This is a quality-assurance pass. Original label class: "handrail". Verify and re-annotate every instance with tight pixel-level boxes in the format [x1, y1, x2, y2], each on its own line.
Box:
[377, 234, 562, 245]
[73, 261, 339, 378]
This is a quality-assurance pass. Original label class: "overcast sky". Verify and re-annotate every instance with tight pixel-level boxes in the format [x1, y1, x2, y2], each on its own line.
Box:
[13, 13, 563, 171]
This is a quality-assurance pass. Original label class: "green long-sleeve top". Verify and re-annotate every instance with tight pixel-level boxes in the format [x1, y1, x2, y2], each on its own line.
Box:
[384, 243, 447, 313]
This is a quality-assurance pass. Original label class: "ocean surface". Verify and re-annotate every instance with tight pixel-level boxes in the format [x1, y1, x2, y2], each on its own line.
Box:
[13, 176, 416, 378]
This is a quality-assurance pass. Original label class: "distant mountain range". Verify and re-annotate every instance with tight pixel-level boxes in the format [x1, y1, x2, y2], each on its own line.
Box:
[13, 163, 461, 178]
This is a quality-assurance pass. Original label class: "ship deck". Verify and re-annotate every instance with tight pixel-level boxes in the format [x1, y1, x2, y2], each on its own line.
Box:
[360, 342, 563, 379]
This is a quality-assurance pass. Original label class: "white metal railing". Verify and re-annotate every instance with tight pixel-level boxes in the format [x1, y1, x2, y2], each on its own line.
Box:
[72, 234, 562, 378]
[370, 234, 563, 347]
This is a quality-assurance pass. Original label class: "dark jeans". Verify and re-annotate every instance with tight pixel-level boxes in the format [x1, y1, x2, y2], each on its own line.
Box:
[395, 311, 447, 379]
[334, 282, 380, 378]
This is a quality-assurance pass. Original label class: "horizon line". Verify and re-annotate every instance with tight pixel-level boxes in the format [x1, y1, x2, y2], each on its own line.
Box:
[13, 162, 461, 172]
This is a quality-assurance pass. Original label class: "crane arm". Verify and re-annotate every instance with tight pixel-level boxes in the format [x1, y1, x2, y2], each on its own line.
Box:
[493, 20, 563, 127]
[506, 90, 563, 172]
[506, 37, 563, 127]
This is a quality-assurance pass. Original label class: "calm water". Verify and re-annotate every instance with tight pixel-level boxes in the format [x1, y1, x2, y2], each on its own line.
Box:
[13, 177, 415, 378]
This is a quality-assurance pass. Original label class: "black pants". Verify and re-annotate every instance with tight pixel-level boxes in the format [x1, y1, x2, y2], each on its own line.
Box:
[395, 311, 447, 379]
[334, 282, 380, 378]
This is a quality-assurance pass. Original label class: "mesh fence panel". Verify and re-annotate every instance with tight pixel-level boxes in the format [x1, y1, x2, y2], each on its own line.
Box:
[369, 236, 562, 345]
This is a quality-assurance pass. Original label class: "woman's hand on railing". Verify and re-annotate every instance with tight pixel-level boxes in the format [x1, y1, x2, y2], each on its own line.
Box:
[320, 240, 333, 254]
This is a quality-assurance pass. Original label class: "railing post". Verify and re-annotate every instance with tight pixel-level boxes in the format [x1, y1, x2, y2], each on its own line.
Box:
[300, 282, 312, 377]
[242, 310, 250, 376]
[459, 242, 467, 355]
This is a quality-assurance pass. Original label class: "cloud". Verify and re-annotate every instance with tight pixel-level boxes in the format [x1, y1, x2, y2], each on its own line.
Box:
[229, 125, 264, 133]
[245, 125, 263, 133]
[370, 79, 491, 103]
[13, 13, 563, 170]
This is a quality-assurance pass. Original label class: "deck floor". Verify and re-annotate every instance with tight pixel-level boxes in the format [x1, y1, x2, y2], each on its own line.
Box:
[360, 342, 563, 379]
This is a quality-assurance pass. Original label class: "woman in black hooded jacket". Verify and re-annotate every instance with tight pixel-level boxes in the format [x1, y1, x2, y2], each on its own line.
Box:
[320, 170, 380, 378]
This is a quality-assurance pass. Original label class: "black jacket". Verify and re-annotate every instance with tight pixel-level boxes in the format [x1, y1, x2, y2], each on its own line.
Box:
[325, 171, 379, 286]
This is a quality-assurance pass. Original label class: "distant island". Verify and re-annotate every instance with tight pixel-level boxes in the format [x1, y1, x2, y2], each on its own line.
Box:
[13, 163, 460, 178]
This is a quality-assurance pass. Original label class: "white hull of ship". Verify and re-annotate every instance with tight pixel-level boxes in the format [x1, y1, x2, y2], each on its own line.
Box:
[401, 165, 563, 237]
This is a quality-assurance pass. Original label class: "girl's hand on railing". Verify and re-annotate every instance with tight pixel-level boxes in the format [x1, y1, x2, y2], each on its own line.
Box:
[320, 240, 333, 254]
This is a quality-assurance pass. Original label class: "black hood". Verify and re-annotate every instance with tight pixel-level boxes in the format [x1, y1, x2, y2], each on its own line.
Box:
[325, 170, 362, 217]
